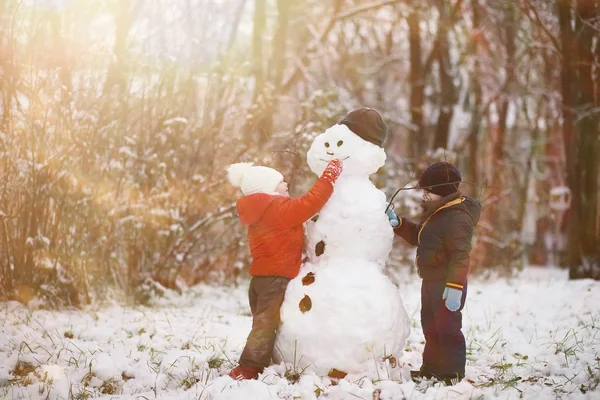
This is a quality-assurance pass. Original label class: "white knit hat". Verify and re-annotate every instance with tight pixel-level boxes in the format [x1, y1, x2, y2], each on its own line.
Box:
[227, 162, 284, 196]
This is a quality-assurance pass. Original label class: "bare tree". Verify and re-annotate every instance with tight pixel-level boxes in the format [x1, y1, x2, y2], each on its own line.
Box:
[466, 0, 483, 194]
[559, 0, 600, 279]
[432, 0, 457, 150]
[408, 2, 425, 163]
[102, 0, 133, 98]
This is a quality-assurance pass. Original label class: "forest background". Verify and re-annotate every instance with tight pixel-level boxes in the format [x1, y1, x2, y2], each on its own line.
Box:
[0, 0, 598, 307]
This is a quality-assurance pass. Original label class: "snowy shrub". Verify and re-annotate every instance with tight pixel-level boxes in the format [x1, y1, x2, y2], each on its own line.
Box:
[0, 6, 255, 305]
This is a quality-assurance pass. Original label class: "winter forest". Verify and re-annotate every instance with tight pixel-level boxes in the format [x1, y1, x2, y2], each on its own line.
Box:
[1, 0, 599, 399]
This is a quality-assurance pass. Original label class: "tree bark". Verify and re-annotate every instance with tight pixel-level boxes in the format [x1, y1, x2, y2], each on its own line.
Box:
[0, 0, 15, 135]
[250, 0, 273, 146]
[227, 0, 248, 51]
[102, 0, 132, 97]
[477, 1, 517, 270]
[432, 0, 456, 150]
[494, 3, 516, 172]
[467, 0, 482, 196]
[252, 0, 267, 97]
[558, 0, 581, 277]
[272, 0, 291, 94]
[408, 4, 425, 164]
[567, 0, 600, 279]
[49, 11, 72, 94]
[1, 217, 12, 293]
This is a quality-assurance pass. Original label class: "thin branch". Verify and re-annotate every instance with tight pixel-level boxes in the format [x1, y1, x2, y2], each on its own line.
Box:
[281, 0, 404, 93]
[336, 0, 404, 20]
[520, 0, 562, 57]
[281, 0, 343, 93]
[422, 0, 465, 76]
[160, 203, 237, 266]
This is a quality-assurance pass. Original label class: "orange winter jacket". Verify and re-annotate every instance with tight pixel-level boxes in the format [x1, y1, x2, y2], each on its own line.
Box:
[236, 176, 334, 278]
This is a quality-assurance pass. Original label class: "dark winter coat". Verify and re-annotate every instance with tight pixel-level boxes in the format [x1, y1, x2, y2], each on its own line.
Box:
[394, 193, 481, 289]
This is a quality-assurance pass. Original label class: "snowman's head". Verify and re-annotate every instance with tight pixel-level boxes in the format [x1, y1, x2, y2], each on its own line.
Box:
[307, 123, 387, 178]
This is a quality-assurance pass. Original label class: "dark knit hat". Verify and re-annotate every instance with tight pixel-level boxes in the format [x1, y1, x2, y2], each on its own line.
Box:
[338, 107, 387, 147]
[418, 162, 462, 197]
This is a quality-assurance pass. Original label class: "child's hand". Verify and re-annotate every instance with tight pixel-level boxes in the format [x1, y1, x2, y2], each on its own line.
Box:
[321, 159, 343, 185]
[386, 204, 400, 227]
[442, 287, 462, 312]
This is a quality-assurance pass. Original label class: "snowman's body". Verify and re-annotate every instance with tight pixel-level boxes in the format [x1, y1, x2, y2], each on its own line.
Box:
[274, 124, 410, 375]
[305, 177, 392, 266]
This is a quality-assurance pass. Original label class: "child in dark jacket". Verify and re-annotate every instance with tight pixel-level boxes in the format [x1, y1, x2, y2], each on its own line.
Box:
[226, 159, 343, 380]
[387, 161, 481, 385]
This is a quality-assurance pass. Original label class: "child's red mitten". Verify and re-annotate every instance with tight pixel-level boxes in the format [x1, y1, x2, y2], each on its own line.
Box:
[321, 159, 343, 185]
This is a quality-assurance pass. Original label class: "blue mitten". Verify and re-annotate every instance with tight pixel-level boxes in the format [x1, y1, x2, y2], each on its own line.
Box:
[442, 287, 462, 312]
[386, 205, 400, 227]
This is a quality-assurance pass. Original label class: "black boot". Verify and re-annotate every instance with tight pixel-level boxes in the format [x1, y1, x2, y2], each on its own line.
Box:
[439, 373, 464, 386]
[410, 369, 436, 381]
[411, 370, 464, 386]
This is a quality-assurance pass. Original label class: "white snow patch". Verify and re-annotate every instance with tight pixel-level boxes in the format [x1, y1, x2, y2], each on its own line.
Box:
[163, 117, 189, 126]
[0, 268, 598, 399]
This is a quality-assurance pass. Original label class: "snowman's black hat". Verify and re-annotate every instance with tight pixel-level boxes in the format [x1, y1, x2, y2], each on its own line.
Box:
[338, 107, 387, 147]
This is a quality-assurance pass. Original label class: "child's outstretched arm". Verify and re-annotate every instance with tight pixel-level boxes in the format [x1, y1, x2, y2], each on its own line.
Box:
[277, 159, 343, 227]
[393, 218, 419, 246]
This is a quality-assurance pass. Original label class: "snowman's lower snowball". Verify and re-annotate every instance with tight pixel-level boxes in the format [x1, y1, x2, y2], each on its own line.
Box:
[274, 259, 410, 375]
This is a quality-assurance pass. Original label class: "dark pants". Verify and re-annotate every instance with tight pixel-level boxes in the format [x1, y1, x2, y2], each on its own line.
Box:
[239, 276, 290, 369]
[420, 280, 468, 377]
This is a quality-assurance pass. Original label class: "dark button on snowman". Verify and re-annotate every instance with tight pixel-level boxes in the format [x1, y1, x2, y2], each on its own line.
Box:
[274, 108, 410, 376]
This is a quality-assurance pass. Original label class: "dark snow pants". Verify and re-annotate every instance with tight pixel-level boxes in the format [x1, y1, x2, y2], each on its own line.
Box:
[420, 280, 468, 377]
[239, 276, 290, 369]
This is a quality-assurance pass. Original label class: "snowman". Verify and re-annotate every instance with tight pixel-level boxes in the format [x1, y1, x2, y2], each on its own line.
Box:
[274, 108, 410, 376]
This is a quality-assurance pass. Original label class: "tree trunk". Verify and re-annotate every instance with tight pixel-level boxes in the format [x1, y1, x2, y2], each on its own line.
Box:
[49, 11, 72, 94]
[408, 3, 425, 165]
[0, 0, 15, 134]
[280, 0, 344, 94]
[477, 2, 517, 270]
[0, 0, 13, 293]
[255, 0, 290, 150]
[566, 0, 600, 279]
[558, 0, 578, 270]
[227, 0, 248, 51]
[1, 217, 12, 294]
[102, 0, 132, 97]
[252, 0, 267, 96]
[432, 0, 456, 150]
[250, 0, 273, 147]
[466, 0, 482, 196]
[272, 0, 291, 94]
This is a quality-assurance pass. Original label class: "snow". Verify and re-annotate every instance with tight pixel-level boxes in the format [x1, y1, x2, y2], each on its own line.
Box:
[549, 186, 572, 211]
[550, 186, 570, 196]
[1, 267, 599, 399]
[109, 160, 124, 171]
[163, 117, 189, 126]
[118, 146, 137, 159]
[521, 167, 538, 245]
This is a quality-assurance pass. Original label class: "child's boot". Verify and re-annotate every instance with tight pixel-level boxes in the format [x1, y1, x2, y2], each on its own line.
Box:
[410, 369, 436, 381]
[228, 364, 262, 380]
[440, 373, 464, 386]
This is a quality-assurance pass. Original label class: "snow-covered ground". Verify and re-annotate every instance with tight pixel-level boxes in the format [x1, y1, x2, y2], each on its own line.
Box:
[1, 267, 599, 400]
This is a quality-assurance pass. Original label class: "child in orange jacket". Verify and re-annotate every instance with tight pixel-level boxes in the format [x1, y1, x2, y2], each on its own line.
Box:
[226, 159, 343, 380]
